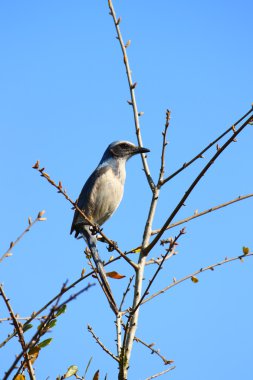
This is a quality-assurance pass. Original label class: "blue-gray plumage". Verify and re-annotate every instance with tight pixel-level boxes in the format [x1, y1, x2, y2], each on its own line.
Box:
[71, 141, 150, 236]
[70, 141, 150, 312]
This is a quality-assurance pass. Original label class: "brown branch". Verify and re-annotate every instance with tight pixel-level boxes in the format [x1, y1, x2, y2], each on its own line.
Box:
[5, 282, 94, 380]
[144, 113, 253, 255]
[131, 228, 185, 315]
[0, 284, 35, 380]
[161, 106, 253, 185]
[151, 193, 253, 235]
[0, 211, 46, 264]
[87, 324, 119, 362]
[108, 0, 155, 191]
[0, 251, 132, 349]
[119, 275, 134, 312]
[158, 110, 171, 186]
[134, 336, 174, 366]
[0, 316, 46, 323]
[32, 162, 137, 270]
[144, 366, 176, 380]
[141, 252, 253, 306]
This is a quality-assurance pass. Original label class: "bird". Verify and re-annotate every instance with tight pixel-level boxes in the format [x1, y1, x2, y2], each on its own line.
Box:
[71, 140, 150, 312]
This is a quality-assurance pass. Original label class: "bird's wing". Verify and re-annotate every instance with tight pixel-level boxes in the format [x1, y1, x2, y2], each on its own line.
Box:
[70, 166, 110, 236]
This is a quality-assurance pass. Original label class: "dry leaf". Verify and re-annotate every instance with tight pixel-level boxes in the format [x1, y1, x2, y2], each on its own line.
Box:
[37, 210, 46, 218]
[32, 160, 40, 169]
[191, 276, 199, 283]
[93, 370, 100, 380]
[81, 268, 86, 277]
[14, 375, 26, 380]
[242, 246, 250, 255]
[24, 346, 40, 367]
[106, 271, 125, 279]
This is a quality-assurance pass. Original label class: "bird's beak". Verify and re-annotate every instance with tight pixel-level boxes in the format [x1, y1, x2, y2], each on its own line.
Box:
[134, 146, 150, 154]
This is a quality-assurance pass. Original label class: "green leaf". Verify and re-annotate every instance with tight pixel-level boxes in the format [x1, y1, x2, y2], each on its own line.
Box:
[64, 365, 78, 378]
[23, 323, 33, 333]
[38, 338, 53, 348]
[56, 304, 67, 316]
[47, 319, 57, 329]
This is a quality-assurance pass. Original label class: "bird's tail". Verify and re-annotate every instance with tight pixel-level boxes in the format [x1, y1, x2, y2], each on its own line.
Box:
[82, 227, 118, 314]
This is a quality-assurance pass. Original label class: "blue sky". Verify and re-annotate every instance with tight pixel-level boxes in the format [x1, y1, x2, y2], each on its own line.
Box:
[1, 1, 253, 379]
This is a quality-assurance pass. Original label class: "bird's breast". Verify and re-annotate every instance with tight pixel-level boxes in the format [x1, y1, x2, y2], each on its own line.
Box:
[90, 166, 125, 225]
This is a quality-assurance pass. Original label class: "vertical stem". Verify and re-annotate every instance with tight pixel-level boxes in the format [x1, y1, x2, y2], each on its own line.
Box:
[120, 189, 160, 379]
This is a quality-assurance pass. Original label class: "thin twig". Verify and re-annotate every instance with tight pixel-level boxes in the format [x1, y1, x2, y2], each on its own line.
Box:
[151, 193, 253, 235]
[33, 162, 137, 270]
[144, 113, 253, 255]
[87, 324, 119, 362]
[4, 282, 94, 379]
[144, 366, 176, 380]
[108, 0, 155, 191]
[0, 316, 46, 323]
[131, 229, 185, 315]
[0, 284, 35, 380]
[0, 211, 46, 263]
[158, 110, 171, 186]
[141, 252, 253, 306]
[119, 275, 134, 311]
[0, 251, 132, 349]
[145, 251, 175, 266]
[161, 106, 253, 185]
[134, 336, 174, 365]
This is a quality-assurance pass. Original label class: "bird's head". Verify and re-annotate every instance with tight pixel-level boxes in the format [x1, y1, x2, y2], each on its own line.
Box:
[106, 140, 150, 160]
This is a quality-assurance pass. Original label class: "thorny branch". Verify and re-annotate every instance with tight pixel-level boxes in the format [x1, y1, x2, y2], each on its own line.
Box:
[0, 211, 46, 264]
[108, 0, 155, 192]
[141, 252, 253, 306]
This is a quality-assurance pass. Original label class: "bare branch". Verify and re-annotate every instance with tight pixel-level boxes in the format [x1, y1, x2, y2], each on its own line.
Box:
[161, 106, 253, 185]
[0, 211, 46, 264]
[119, 275, 134, 311]
[4, 282, 94, 379]
[151, 193, 253, 235]
[144, 366, 176, 380]
[144, 113, 253, 255]
[134, 336, 174, 365]
[0, 251, 133, 349]
[0, 284, 35, 380]
[158, 110, 171, 186]
[131, 229, 185, 315]
[108, 0, 155, 191]
[142, 252, 253, 306]
[87, 324, 119, 362]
